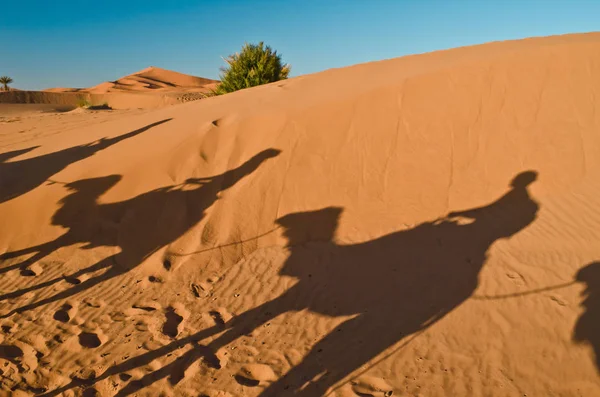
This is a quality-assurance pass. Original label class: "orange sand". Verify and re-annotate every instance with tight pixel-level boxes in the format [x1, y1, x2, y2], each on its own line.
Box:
[1, 33, 599, 396]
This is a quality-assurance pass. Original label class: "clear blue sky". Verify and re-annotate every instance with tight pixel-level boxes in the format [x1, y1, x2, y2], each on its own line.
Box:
[2, 0, 599, 90]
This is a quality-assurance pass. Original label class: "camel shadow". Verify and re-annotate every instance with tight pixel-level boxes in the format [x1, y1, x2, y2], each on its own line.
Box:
[61, 170, 540, 397]
[574, 261, 600, 373]
[0, 118, 172, 204]
[0, 149, 281, 318]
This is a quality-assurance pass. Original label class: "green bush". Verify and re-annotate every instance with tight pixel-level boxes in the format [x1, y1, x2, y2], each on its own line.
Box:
[215, 42, 290, 95]
[76, 97, 91, 108]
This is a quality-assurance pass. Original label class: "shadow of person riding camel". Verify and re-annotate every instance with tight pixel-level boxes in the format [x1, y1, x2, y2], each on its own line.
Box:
[0, 148, 281, 317]
[86, 170, 539, 397]
[0, 118, 172, 204]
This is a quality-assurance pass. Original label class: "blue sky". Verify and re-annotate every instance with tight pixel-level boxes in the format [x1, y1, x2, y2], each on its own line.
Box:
[2, 0, 599, 90]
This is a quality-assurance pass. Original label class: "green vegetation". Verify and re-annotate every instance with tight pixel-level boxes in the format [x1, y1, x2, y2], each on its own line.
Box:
[214, 42, 290, 95]
[0, 76, 13, 91]
[76, 97, 91, 108]
[76, 97, 111, 110]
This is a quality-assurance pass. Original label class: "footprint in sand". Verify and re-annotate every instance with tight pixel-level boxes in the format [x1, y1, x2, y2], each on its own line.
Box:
[234, 375, 261, 387]
[208, 308, 232, 327]
[350, 375, 394, 397]
[20, 263, 43, 277]
[78, 332, 103, 348]
[82, 297, 104, 309]
[82, 387, 99, 397]
[0, 342, 38, 373]
[0, 344, 24, 368]
[191, 281, 212, 298]
[235, 363, 277, 387]
[53, 303, 76, 323]
[148, 275, 163, 283]
[162, 307, 183, 338]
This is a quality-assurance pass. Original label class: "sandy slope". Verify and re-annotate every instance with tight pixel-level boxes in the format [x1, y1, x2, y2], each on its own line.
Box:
[1, 32, 600, 397]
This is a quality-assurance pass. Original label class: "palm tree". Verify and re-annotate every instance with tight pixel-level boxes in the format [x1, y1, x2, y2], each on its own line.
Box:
[0, 76, 13, 91]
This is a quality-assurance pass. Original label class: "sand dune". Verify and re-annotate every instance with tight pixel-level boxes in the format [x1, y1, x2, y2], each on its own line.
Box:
[0, 67, 218, 110]
[46, 66, 218, 94]
[1, 32, 600, 396]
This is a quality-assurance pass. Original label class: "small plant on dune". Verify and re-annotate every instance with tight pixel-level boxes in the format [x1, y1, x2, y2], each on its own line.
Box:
[0, 76, 13, 91]
[76, 96, 91, 108]
[214, 42, 290, 95]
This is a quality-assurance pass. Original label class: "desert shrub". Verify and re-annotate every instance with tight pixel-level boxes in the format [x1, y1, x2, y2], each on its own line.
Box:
[215, 42, 290, 95]
[76, 97, 91, 108]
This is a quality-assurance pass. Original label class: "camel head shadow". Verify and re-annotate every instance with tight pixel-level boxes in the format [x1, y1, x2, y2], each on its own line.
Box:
[0, 118, 171, 204]
[0, 146, 40, 164]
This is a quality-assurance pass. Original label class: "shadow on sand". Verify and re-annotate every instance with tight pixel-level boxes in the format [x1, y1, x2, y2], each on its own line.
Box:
[0, 118, 172, 204]
[0, 149, 281, 317]
[573, 261, 600, 373]
[38, 170, 541, 396]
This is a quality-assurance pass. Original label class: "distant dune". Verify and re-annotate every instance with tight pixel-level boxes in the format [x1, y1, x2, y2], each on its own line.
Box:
[45, 66, 219, 94]
[1, 33, 600, 397]
[0, 67, 218, 109]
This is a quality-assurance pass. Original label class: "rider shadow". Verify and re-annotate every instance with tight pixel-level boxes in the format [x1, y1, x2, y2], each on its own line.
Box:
[573, 261, 600, 373]
[0, 118, 172, 204]
[105, 170, 540, 397]
[0, 148, 281, 318]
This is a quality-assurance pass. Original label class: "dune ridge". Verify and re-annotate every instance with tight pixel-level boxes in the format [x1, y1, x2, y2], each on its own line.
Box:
[45, 66, 218, 94]
[0, 32, 599, 396]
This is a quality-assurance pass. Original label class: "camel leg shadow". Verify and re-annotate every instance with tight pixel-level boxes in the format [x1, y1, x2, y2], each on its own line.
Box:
[1, 255, 119, 318]
[113, 293, 297, 396]
[0, 237, 67, 276]
[259, 308, 445, 397]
